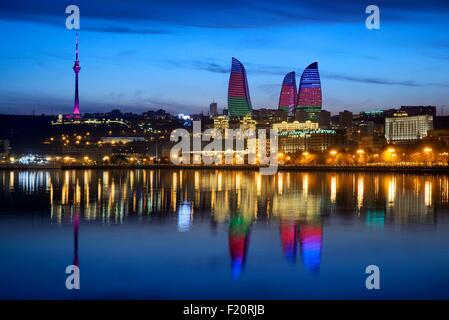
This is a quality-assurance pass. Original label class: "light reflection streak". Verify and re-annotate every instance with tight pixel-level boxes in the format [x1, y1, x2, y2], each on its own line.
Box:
[330, 175, 336, 204]
[357, 175, 364, 209]
[425, 180, 432, 207]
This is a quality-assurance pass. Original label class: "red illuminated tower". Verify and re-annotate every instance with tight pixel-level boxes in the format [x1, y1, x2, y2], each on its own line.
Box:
[73, 33, 81, 116]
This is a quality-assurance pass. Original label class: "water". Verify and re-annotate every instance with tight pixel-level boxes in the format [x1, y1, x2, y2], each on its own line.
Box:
[1, 169, 449, 299]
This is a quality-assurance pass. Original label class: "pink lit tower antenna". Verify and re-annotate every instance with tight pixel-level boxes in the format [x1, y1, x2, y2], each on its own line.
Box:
[73, 32, 81, 115]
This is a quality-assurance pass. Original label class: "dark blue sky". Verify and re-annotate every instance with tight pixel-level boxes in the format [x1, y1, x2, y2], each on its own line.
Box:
[1, 0, 448, 115]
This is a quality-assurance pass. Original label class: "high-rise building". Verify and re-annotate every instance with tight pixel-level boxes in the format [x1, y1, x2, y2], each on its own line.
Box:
[339, 110, 353, 128]
[318, 110, 331, 129]
[73, 33, 81, 116]
[209, 101, 218, 117]
[385, 112, 433, 143]
[296, 62, 322, 120]
[228, 58, 252, 118]
[278, 72, 297, 116]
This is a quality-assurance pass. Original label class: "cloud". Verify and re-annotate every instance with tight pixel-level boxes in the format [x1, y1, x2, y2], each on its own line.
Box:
[83, 26, 170, 35]
[166, 58, 449, 88]
[1, 0, 448, 31]
[324, 73, 421, 87]
[324, 73, 449, 87]
[166, 59, 291, 75]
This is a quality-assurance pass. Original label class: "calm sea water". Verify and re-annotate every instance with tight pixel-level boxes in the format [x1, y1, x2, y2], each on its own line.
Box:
[1, 169, 449, 299]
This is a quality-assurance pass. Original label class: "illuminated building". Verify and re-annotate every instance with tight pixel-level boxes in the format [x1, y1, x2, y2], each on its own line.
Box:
[101, 137, 146, 144]
[299, 223, 322, 272]
[296, 62, 322, 120]
[213, 115, 229, 131]
[240, 115, 257, 132]
[229, 213, 251, 278]
[73, 33, 81, 116]
[385, 113, 433, 143]
[52, 116, 128, 126]
[273, 120, 318, 132]
[278, 72, 297, 115]
[228, 58, 252, 118]
[277, 129, 342, 153]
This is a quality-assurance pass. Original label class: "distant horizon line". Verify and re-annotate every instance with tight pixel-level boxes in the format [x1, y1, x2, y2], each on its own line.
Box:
[0, 105, 446, 118]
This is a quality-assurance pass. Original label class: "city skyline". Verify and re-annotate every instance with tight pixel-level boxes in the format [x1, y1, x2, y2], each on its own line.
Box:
[0, 1, 449, 115]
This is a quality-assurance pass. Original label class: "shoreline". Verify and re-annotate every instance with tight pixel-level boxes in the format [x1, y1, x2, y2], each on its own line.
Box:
[1, 163, 449, 173]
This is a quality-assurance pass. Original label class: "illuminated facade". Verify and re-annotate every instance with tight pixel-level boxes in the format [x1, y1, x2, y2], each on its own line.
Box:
[278, 72, 297, 115]
[277, 129, 340, 153]
[73, 33, 81, 116]
[228, 58, 252, 118]
[213, 115, 229, 131]
[240, 115, 257, 132]
[385, 113, 433, 143]
[296, 62, 322, 120]
[273, 121, 319, 132]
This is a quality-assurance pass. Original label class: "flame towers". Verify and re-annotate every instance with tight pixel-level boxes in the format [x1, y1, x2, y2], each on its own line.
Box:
[278, 71, 297, 115]
[296, 62, 322, 119]
[228, 58, 252, 118]
[73, 33, 81, 115]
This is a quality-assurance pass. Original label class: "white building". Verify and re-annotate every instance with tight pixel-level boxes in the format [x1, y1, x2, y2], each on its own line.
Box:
[385, 113, 433, 143]
[273, 120, 319, 132]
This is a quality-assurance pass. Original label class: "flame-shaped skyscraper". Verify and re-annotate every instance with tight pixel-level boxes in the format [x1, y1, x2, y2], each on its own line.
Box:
[228, 58, 252, 118]
[278, 71, 297, 116]
[296, 62, 322, 120]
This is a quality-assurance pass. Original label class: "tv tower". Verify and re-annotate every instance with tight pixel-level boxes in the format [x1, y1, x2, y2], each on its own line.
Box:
[73, 32, 81, 115]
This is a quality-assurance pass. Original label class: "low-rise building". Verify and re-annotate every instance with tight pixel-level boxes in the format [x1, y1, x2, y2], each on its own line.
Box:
[273, 121, 319, 132]
[278, 129, 343, 153]
[385, 112, 433, 143]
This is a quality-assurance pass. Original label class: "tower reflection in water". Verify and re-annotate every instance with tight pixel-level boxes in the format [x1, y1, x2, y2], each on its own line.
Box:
[228, 213, 251, 278]
[1, 170, 447, 278]
[280, 221, 323, 271]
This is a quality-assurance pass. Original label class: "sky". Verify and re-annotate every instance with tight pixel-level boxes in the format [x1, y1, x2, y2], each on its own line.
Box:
[0, 0, 449, 115]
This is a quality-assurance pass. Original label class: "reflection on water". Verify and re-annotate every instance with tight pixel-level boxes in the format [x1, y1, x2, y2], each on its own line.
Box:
[1, 169, 449, 298]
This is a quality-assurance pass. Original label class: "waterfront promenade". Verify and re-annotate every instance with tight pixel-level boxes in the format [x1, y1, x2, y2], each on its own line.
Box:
[1, 163, 449, 173]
